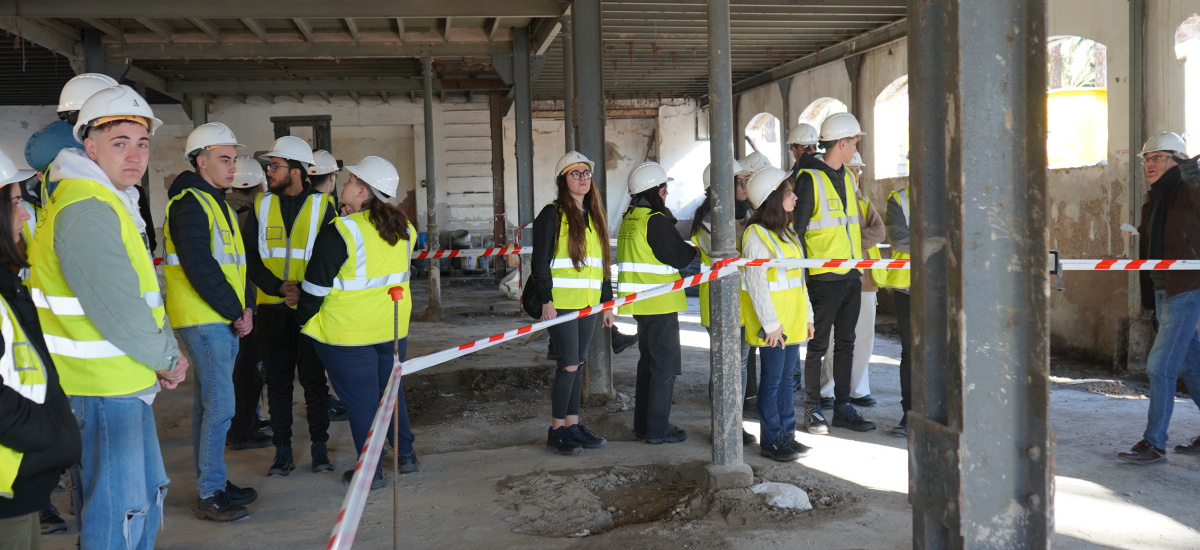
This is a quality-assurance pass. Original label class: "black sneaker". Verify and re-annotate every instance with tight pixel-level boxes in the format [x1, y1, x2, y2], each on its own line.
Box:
[258, 419, 272, 433]
[227, 431, 272, 451]
[646, 425, 688, 445]
[1118, 439, 1167, 465]
[311, 443, 333, 473]
[790, 437, 811, 457]
[40, 505, 66, 534]
[566, 424, 608, 449]
[268, 446, 295, 477]
[223, 481, 257, 506]
[1174, 435, 1200, 455]
[328, 395, 348, 422]
[819, 397, 835, 410]
[760, 435, 801, 462]
[342, 469, 385, 490]
[850, 395, 877, 407]
[546, 426, 582, 456]
[195, 492, 249, 522]
[803, 408, 830, 435]
[893, 413, 909, 437]
[742, 429, 756, 445]
[833, 404, 876, 432]
[612, 330, 638, 354]
[398, 452, 420, 474]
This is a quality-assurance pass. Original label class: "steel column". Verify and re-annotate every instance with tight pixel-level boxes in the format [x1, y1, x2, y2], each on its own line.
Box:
[561, 15, 577, 153]
[1126, 0, 1148, 333]
[573, 0, 614, 400]
[908, 1, 1051, 548]
[705, 0, 751, 489]
[422, 57, 443, 321]
[190, 95, 207, 126]
[778, 79, 791, 168]
[490, 91, 507, 281]
[514, 27, 535, 227]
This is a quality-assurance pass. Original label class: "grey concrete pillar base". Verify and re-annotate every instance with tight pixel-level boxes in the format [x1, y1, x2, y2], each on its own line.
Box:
[705, 462, 753, 490]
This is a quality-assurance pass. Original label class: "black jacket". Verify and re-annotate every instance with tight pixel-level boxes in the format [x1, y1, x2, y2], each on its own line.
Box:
[0, 266, 81, 519]
[792, 153, 861, 281]
[167, 171, 244, 322]
[531, 203, 614, 306]
[240, 186, 335, 300]
[622, 196, 697, 271]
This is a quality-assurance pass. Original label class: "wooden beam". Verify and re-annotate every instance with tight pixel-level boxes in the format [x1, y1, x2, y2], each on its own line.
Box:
[134, 17, 172, 42]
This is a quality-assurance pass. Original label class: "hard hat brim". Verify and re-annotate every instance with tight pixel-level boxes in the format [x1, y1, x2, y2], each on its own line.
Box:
[558, 160, 595, 176]
[0, 169, 36, 187]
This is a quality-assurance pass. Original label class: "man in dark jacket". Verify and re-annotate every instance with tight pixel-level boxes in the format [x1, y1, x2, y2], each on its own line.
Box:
[1119, 131, 1200, 465]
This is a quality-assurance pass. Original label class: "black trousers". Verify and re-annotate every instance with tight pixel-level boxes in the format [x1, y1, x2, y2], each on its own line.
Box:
[227, 323, 264, 441]
[894, 289, 913, 413]
[258, 305, 330, 448]
[804, 277, 862, 408]
[548, 312, 597, 419]
[633, 312, 682, 439]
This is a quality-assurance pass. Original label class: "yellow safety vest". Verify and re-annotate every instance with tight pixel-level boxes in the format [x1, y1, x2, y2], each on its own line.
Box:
[548, 204, 605, 310]
[302, 214, 416, 346]
[859, 194, 888, 287]
[740, 224, 808, 346]
[885, 187, 911, 290]
[617, 206, 685, 315]
[691, 221, 713, 327]
[801, 168, 863, 275]
[164, 188, 248, 327]
[0, 293, 48, 498]
[18, 201, 35, 284]
[254, 191, 334, 306]
[30, 178, 162, 397]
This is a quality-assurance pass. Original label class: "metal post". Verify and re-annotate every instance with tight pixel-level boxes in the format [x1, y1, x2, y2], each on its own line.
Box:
[705, 0, 752, 489]
[489, 91, 507, 281]
[191, 95, 207, 126]
[514, 28, 535, 227]
[1123, 0, 1150, 370]
[778, 79, 791, 168]
[422, 57, 443, 321]
[908, 1, 1051, 548]
[561, 15, 577, 153]
[733, 96, 744, 159]
[573, 0, 614, 401]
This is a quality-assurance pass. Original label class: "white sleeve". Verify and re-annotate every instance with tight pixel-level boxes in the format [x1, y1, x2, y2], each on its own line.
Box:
[741, 229, 782, 335]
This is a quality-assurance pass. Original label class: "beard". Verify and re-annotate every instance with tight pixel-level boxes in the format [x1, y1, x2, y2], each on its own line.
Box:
[268, 172, 290, 194]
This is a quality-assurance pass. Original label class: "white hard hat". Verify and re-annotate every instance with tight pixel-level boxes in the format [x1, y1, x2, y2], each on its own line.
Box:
[58, 73, 119, 113]
[739, 151, 772, 173]
[259, 135, 315, 166]
[0, 149, 35, 188]
[73, 85, 163, 143]
[346, 155, 400, 198]
[819, 112, 866, 142]
[308, 150, 339, 176]
[627, 161, 672, 195]
[555, 150, 595, 176]
[746, 166, 790, 209]
[702, 159, 745, 189]
[231, 155, 266, 189]
[184, 122, 244, 162]
[846, 152, 865, 167]
[788, 123, 820, 146]
[1140, 131, 1188, 158]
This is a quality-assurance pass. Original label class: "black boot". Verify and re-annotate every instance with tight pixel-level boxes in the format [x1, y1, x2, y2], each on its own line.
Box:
[546, 426, 582, 456]
[268, 446, 295, 477]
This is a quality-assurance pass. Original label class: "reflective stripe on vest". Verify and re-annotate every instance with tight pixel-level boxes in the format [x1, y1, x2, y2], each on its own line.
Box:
[616, 206, 685, 315]
[740, 224, 809, 347]
[0, 293, 48, 497]
[30, 178, 161, 396]
[255, 192, 331, 305]
[163, 188, 248, 327]
[301, 213, 416, 346]
[859, 193, 889, 287]
[801, 168, 862, 276]
[884, 187, 912, 290]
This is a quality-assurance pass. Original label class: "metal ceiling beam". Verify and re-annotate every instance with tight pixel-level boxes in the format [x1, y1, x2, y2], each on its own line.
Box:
[162, 77, 508, 94]
[441, 17, 452, 42]
[293, 18, 314, 42]
[82, 18, 122, 38]
[730, 17, 907, 95]
[135, 18, 173, 42]
[0, 16, 79, 58]
[241, 18, 267, 42]
[487, 18, 502, 41]
[188, 18, 220, 42]
[107, 40, 512, 60]
[531, 8, 565, 56]
[345, 18, 360, 42]
[0, 0, 566, 18]
[395, 18, 406, 39]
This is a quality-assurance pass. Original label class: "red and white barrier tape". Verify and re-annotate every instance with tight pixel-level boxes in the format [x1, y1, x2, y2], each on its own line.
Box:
[412, 246, 531, 260]
[1058, 259, 1200, 270]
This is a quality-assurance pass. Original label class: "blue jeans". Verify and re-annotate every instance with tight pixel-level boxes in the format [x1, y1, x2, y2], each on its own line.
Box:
[758, 344, 800, 444]
[176, 324, 239, 499]
[1144, 288, 1200, 449]
[314, 339, 413, 474]
[69, 396, 168, 550]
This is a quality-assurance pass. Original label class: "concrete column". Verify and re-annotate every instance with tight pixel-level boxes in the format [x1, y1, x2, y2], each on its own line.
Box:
[705, 0, 752, 490]
[908, 1, 1051, 548]
[573, 0, 614, 401]
[422, 57, 443, 321]
[561, 15, 577, 153]
[489, 91, 507, 280]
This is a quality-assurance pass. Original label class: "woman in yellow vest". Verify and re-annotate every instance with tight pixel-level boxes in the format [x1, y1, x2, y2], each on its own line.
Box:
[531, 151, 615, 456]
[740, 166, 815, 462]
[0, 148, 80, 543]
[298, 156, 417, 490]
[884, 185, 913, 436]
[617, 161, 696, 444]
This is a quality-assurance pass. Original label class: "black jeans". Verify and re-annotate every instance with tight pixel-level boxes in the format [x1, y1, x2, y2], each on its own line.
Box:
[258, 304, 330, 448]
[894, 289, 913, 413]
[804, 277, 862, 408]
[633, 312, 682, 439]
[548, 312, 598, 419]
[227, 323, 264, 441]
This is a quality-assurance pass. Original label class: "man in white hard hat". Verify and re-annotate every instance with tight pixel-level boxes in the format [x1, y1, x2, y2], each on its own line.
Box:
[32, 85, 187, 548]
[308, 150, 339, 195]
[242, 136, 337, 477]
[787, 123, 821, 176]
[792, 112, 876, 434]
[1119, 131, 1200, 465]
[163, 122, 257, 521]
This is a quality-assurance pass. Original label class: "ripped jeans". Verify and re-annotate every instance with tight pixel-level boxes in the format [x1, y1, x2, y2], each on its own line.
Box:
[70, 396, 169, 550]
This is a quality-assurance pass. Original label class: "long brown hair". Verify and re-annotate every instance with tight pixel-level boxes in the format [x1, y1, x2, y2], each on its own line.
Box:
[361, 195, 412, 246]
[1, 184, 29, 271]
[745, 178, 796, 239]
[555, 173, 611, 278]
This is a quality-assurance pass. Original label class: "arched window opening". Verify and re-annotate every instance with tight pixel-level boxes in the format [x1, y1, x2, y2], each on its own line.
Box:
[1047, 35, 1108, 169]
[873, 76, 909, 178]
[1176, 15, 1200, 156]
[797, 97, 848, 131]
[744, 112, 782, 169]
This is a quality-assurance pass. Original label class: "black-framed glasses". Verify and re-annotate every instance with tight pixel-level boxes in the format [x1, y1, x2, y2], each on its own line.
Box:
[568, 170, 593, 180]
[266, 163, 289, 172]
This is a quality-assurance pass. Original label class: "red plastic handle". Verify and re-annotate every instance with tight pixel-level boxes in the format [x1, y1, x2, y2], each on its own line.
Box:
[388, 286, 405, 302]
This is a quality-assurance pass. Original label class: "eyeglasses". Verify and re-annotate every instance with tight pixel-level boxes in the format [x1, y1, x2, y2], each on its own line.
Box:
[1143, 154, 1171, 166]
[568, 170, 592, 180]
[266, 163, 289, 172]
[735, 176, 748, 187]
